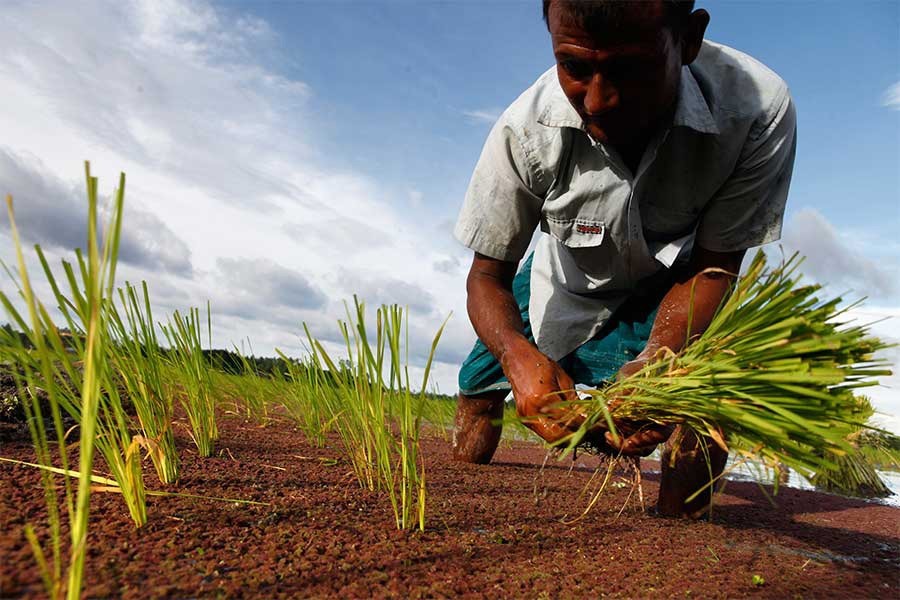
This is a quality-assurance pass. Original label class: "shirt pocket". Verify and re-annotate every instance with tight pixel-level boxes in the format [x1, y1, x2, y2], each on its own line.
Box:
[544, 216, 606, 248]
[543, 216, 613, 290]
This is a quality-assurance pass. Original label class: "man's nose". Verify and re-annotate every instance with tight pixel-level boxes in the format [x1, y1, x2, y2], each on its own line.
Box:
[583, 73, 618, 116]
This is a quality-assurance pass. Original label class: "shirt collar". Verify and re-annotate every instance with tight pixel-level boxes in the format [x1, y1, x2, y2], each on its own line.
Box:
[536, 65, 720, 136]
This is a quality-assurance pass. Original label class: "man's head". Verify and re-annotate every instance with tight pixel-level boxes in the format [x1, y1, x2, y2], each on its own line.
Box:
[543, 0, 709, 153]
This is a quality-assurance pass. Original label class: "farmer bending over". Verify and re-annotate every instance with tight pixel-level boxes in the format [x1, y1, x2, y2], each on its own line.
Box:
[452, 0, 796, 518]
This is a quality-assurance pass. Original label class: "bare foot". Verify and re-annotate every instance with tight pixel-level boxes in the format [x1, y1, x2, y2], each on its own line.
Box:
[451, 392, 506, 464]
[657, 426, 728, 518]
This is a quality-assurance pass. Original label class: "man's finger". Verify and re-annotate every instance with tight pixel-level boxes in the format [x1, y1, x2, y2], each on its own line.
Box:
[524, 417, 573, 445]
[605, 425, 674, 456]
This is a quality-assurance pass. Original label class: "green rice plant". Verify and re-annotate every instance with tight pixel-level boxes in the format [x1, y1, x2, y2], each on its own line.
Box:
[106, 281, 179, 484]
[231, 340, 270, 422]
[92, 369, 147, 527]
[0, 289, 74, 599]
[857, 429, 900, 471]
[32, 245, 149, 528]
[416, 392, 457, 440]
[0, 163, 124, 598]
[302, 298, 447, 530]
[810, 396, 897, 497]
[162, 305, 217, 457]
[308, 301, 390, 492]
[556, 250, 893, 484]
[382, 304, 447, 530]
[276, 347, 338, 446]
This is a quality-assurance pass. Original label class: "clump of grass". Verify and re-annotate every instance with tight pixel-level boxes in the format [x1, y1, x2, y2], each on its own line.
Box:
[34, 241, 150, 528]
[107, 281, 179, 484]
[557, 250, 892, 483]
[277, 346, 337, 447]
[0, 163, 126, 597]
[230, 340, 271, 423]
[162, 305, 217, 457]
[300, 297, 447, 530]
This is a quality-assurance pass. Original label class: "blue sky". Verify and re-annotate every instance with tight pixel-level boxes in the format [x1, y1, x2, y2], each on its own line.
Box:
[235, 0, 899, 237]
[0, 0, 898, 427]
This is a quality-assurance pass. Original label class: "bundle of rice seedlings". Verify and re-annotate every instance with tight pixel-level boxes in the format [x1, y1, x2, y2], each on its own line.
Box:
[556, 250, 893, 482]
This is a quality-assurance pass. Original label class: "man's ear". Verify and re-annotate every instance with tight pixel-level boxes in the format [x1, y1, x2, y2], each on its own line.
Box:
[681, 8, 710, 66]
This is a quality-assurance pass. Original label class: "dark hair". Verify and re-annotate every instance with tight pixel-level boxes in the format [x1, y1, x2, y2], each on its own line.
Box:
[542, 0, 695, 32]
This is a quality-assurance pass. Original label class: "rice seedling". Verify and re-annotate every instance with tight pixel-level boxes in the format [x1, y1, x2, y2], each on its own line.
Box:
[106, 281, 179, 484]
[31, 240, 149, 528]
[161, 305, 217, 457]
[0, 163, 124, 598]
[301, 297, 447, 530]
[810, 396, 898, 497]
[230, 340, 271, 422]
[276, 346, 338, 446]
[554, 251, 892, 486]
[382, 304, 447, 530]
[307, 300, 392, 492]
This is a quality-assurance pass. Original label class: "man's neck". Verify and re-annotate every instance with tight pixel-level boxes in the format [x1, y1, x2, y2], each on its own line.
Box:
[617, 142, 647, 176]
[611, 103, 678, 176]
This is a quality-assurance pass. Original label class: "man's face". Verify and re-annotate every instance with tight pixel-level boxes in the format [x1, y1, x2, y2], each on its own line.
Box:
[548, 2, 685, 150]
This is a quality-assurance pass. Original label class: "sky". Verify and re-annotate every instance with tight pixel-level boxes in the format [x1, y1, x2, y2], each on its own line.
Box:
[0, 0, 898, 429]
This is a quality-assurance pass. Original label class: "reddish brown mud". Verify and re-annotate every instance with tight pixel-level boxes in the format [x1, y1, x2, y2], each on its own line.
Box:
[1, 411, 898, 599]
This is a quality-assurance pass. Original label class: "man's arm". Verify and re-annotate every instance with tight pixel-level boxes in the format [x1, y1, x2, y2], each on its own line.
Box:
[466, 252, 578, 443]
[605, 245, 745, 455]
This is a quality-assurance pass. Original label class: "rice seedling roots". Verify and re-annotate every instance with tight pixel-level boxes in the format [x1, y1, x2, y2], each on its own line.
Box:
[2, 407, 897, 598]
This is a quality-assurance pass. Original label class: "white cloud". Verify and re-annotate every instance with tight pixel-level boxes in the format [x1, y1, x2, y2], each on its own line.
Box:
[408, 189, 424, 209]
[463, 108, 503, 125]
[882, 81, 900, 110]
[0, 148, 193, 276]
[0, 0, 475, 393]
[777, 208, 897, 301]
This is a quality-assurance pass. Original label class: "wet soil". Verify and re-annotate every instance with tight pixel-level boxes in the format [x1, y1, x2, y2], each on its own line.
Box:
[1, 411, 898, 599]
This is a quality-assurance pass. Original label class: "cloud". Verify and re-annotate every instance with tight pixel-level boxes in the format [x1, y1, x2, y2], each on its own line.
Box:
[433, 255, 462, 275]
[0, 148, 193, 276]
[281, 217, 390, 258]
[335, 269, 436, 316]
[0, 0, 312, 210]
[408, 189, 424, 209]
[777, 208, 896, 300]
[463, 108, 503, 125]
[215, 256, 326, 312]
[0, 0, 476, 394]
[882, 81, 900, 110]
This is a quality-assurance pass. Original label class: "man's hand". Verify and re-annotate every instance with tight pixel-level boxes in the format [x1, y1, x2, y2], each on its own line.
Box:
[603, 420, 674, 456]
[465, 253, 583, 445]
[501, 338, 579, 444]
[602, 352, 672, 455]
[601, 247, 746, 456]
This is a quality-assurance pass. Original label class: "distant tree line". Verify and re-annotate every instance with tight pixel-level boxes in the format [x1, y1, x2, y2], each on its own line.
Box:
[0, 322, 458, 400]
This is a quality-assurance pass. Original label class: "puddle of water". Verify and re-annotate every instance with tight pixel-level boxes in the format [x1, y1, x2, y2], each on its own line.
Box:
[638, 454, 900, 507]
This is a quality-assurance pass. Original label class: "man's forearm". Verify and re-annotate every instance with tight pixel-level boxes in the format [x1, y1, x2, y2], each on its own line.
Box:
[466, 261, 531, 364]
[641, 247, 745, 358]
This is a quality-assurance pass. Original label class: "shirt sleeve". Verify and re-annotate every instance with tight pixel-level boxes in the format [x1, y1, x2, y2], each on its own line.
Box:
[696, 87, 797, 253]
[453, 116, 545, 262]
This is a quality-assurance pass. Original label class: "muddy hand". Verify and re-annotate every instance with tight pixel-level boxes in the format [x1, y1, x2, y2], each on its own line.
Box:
[501, 343, 580, 444]
[604, 421, 675, 456]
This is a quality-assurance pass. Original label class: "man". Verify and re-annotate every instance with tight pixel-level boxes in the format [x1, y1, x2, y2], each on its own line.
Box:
[452, 0, 796, 518]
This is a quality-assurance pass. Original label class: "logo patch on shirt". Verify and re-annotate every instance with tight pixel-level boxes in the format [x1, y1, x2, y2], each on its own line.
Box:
[575, 223, 603, 235]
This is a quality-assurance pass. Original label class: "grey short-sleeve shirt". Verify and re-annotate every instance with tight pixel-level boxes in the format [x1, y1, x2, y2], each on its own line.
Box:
[454, 41, 797, 361]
